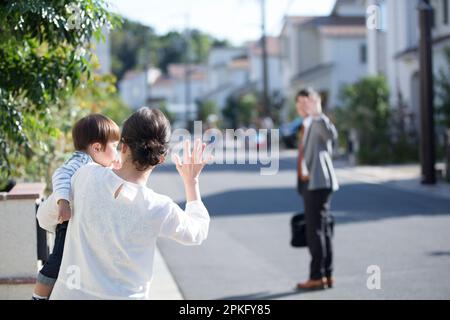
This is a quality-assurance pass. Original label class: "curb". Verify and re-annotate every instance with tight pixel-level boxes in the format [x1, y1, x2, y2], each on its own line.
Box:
[148, 246, 184, 300]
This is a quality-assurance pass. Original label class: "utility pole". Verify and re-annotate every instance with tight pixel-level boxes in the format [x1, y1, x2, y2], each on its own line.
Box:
[260, 0, 270, 118]
[144, 32, 152, 107]
[417, 0, 436, 185]
[143, 34, 149, 107]
[184, 14, 194, 131]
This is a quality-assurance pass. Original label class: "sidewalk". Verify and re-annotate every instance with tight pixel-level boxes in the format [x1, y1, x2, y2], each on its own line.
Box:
[335, 162, 450, 201]
[148, 246, 183, 300]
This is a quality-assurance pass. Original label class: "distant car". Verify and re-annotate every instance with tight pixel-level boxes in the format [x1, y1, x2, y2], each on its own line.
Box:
[280, 118, 303, 149]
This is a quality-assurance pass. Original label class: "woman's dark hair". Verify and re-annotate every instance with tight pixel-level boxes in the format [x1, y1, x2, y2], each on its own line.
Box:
[121, 107, 171, 171]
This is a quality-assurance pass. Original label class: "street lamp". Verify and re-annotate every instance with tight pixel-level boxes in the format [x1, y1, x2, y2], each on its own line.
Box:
[417, 0, 436, 185]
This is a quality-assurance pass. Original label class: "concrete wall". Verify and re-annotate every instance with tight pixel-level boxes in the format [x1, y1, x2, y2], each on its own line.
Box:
[0, 183, 45, 300]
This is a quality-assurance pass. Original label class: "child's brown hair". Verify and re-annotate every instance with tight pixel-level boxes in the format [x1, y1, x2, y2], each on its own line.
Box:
[72, 114, 120, 151]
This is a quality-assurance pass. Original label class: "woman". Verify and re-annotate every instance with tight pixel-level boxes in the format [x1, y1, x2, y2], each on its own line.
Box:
[38, 107, 210, 299]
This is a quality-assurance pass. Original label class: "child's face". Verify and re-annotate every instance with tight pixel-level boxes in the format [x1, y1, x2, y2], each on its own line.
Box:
[89, 140, 120, 167]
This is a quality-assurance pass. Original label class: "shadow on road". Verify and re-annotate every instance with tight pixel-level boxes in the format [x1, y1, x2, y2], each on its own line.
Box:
[218, 289, 315, 300]
[156, 155, 302, 173]
[428, 251, 450, 257]
[192, 183, 450, 225]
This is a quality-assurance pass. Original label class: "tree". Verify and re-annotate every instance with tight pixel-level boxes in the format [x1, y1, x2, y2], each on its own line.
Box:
[436, 47, 450, 129]
[0, 0, 120, 184]
[222, 93, 257, 129]
[435, 46, 450, 181]
[110, 19, 158, 81]
[110, 21, 230, 79]
[196, 100, 219, 123]
[239, 94, 258, 127]
[335, 76, 391, 164]
[158, 101, 176, 125]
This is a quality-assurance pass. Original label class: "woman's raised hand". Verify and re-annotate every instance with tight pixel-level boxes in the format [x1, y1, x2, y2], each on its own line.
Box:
[172, 139, 211, 183]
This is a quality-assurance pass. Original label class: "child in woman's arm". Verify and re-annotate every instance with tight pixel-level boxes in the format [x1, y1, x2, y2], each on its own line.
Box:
[33, 114, 121, 300]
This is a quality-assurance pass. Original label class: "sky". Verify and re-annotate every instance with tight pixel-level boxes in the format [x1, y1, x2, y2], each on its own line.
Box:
[107, 0, 336, 45]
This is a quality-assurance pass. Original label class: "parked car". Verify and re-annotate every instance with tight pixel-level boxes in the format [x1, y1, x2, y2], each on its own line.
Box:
[280, 117, 302, 149]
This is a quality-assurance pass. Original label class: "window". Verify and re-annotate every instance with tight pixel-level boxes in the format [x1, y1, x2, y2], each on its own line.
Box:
[360, 44, 367, 64]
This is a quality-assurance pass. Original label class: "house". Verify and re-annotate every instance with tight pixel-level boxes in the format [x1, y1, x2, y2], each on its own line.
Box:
[247, 36, 284, 96]
[373, 0, 450, 130]
[203, 39, 284, 112]
[118, 68, 161, 110]
[150, 64, 208, 127]
[280, 0, 368, 112]
[202, 47, 249, 110]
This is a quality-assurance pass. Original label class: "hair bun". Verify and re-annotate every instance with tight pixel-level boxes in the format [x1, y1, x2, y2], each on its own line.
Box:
[135, 139, 167, 167]
[121, 108, 171, 171]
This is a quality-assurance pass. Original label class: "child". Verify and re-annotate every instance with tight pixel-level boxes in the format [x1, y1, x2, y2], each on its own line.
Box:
[32, 114, 121, 300]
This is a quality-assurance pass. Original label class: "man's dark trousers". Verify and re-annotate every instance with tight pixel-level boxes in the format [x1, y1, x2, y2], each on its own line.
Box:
[299, 181, 333, 280]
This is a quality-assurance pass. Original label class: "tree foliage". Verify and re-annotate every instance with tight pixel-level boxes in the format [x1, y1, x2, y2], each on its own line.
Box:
[110, 19, 230, 80]
[436, 46, 450, 129]
[335, 76, 419, 164]
[0, 0, 120, 184]
[335, 76, 391, 164]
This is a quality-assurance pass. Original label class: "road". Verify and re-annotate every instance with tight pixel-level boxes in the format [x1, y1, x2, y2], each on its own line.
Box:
[151, 151, 450, 300]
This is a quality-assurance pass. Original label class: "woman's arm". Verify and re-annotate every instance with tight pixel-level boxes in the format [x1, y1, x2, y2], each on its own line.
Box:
[36, 193, 59, 233]
[159, 139, 211, 245]
[159, 199, 210, 245]
[173, 139, 211, 202]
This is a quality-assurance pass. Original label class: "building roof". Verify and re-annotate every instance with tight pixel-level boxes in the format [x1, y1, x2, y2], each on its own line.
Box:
[291, 63, 334, 82]
[331, 0, 366, 16]
[229, 58, 250, 70]
[153, 75, 173, 87]
[280, 16, 317, 37]
[302, 15, 366, 27]
[248, 36, 281, 56]
[319, 25, 366, 37]
[395, 33, 450, 60]
[280, 14, 365, 40]
[122, 70, 144, 81]
[167, 64, 207, 81]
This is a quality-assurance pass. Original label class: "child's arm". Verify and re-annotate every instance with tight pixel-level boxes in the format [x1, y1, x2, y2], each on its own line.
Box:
[52, 152, 92, 223]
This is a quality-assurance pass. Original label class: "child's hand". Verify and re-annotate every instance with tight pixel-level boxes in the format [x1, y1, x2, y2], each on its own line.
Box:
[172, 139, 212, 183]
[57, 199, 72, 224]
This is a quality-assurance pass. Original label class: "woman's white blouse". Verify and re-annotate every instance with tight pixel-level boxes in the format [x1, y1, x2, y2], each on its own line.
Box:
[37, 163, 210, 300]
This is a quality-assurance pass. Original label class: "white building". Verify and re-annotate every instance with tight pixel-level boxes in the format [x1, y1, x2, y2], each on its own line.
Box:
[247, 36, 284, 96]
[202, 47, 249, 110]
[371, 0, 450, 129]
[280, 0, 368, 111]
[203, 39, 284, 112]
[118, 68, 161, 110]
[150, 64, 208, 126]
